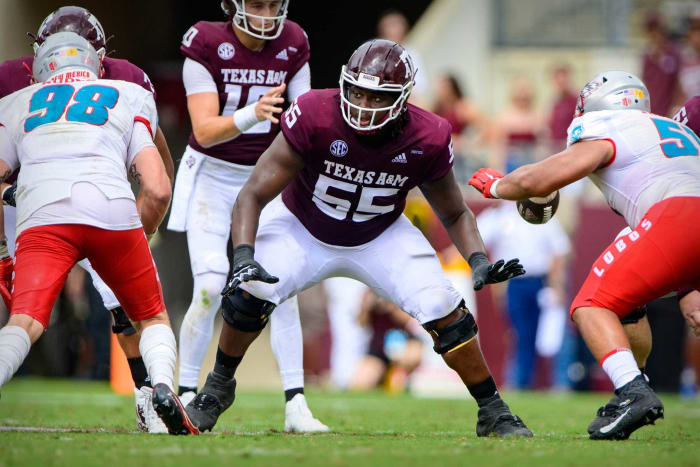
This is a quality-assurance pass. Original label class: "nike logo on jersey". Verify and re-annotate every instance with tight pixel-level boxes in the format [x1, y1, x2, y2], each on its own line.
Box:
[276, 49, 289, 61]
[392, 153, 407, 163]
[599, 407, 631, 434]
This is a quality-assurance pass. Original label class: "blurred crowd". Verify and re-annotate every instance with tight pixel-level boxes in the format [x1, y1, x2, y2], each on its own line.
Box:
[2, 6, 699, 398]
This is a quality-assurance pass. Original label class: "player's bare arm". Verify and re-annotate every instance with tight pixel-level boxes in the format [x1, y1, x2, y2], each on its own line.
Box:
[221, 133, 304, 295]
[187, 84, 285, 148]
[132, 146, 172, 237]
[470, 139, 614, 200]
[420, 169, 525, 290]
[680, 290, 700, 337]
[154, 126, 174, 183]
[419, 169, 486, 258]
[231, 132, 304, 247]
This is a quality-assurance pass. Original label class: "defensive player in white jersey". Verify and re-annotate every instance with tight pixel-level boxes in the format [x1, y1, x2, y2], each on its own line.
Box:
[0, 32, 197, 435]
[469, 71, 700, 440]
[168, 0, 326, 432]
[0, 5, 174, 433]
[585, 96, 700, 435]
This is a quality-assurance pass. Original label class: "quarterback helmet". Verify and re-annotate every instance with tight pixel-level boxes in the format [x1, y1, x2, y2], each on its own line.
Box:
[33, 6, 107, 58]
[575, 71, 651, 117]
[339, 39, 416, 133]
[33, 31, 100, 83]
[221, 0, 289, 40]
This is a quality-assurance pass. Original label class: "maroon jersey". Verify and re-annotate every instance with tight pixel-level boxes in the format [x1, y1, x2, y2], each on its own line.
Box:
[280, 89, 454, 247]
[674, 96, 700, 135]
[642, 43, 681, 117]
[549, 91, 578, 141]
[180, 19, 310, 165]
[0, 55, 156, 183]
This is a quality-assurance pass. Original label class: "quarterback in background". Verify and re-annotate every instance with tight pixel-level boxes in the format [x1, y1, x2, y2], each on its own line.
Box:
[0, 32, 196, 436]
[0, 5, 174, 434]
[469, 71, 700, 440]
[168, 0, 326, 432]
[185, 39, 533, 439]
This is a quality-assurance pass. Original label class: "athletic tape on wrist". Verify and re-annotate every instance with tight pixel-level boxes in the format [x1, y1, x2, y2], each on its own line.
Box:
[233, 103, 260, 133]
[489, 178, 501, 198]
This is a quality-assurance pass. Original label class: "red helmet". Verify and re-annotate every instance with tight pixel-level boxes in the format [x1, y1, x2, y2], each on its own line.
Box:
[339, 39, 416, 133]
[33, 6, 107, 56]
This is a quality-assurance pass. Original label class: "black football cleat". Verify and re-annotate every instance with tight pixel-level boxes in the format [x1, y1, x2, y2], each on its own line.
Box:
[589, 375, 663, 440]
[185, 371, 237, 432]
[151, 383, 199, 435]
[588, 393, 621, 434]
[476, 398, 534, 438]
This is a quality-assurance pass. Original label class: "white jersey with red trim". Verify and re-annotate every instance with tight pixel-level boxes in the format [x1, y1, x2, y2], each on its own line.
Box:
[567, 109, 700, 227]
[0, 71, 157, 234]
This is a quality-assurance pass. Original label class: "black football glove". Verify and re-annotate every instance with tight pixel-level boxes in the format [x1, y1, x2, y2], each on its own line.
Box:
[2, 182, 16, 207]
[221, 244, 279, 297]
[468, 252, 525, 291]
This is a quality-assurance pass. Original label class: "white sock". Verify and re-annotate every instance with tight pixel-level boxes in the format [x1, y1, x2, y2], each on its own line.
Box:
[178, 272, 225, 389]
[270, 298, 305, 391]
[0, 326, 31, 387]
[601, 348, 641, 389]
[140, 323, 177, 390]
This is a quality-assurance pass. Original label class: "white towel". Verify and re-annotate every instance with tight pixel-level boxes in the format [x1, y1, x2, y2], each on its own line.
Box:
[167, 146, 205, 232]
[535, 286, 566, 357]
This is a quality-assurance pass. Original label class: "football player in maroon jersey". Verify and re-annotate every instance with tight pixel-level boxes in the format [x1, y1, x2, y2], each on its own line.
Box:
[185, 39, 533, 438]
[168, 0, 327, 432]
[0, 6, 173, 433]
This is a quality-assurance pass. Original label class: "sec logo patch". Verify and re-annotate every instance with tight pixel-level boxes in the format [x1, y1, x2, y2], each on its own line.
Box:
[218, 42, 235, 60]
[330, 140, 348, 157]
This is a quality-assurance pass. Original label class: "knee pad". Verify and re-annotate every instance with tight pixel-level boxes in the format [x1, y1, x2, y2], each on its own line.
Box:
[110, 306, 137, 336]
[620, 305, 647, 325]
[221, 288, 276, 332]
[422, 301, 478, 354]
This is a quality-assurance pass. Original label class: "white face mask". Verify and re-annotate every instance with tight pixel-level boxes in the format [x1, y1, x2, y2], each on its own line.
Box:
[338, 66, 413, 133]
[226, 0, 289, 40]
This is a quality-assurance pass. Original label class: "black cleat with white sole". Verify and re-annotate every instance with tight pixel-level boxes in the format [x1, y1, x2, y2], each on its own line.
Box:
[589, 375, 663, 440]
[476, 398, 534, 438]
[151, 383, 199, 435]
[185, 371, 237, 432]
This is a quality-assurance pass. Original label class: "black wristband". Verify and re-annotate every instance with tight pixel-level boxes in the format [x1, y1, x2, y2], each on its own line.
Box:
[467, 252, 489, 270]
[233, 244, 255, 263]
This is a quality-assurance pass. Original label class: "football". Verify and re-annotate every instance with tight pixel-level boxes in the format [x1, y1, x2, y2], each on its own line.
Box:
[516, 191, 560, 224]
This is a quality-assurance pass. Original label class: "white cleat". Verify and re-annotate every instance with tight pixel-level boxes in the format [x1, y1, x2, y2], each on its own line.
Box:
[134, 387, 148, 432]
[284, 393, 329, 433]
[135, 386, 169, 434]
[179, 390, 197, 407]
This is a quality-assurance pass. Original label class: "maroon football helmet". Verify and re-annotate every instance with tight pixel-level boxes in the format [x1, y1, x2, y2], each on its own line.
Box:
[33, 6, 107, 56]
[339, 39, 416, 133]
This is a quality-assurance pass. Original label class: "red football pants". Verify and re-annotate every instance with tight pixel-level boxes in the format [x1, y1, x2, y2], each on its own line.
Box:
[11, 224, 165, 328]
[571, 197, 700, 319]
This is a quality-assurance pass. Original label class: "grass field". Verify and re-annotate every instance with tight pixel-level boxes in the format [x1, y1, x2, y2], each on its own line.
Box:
[1, 378, 699, 467]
